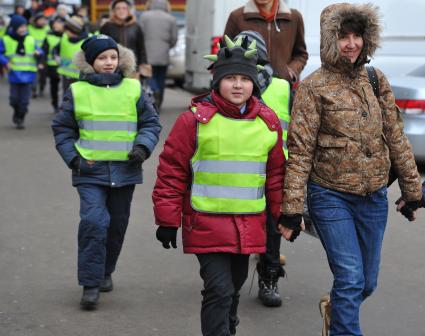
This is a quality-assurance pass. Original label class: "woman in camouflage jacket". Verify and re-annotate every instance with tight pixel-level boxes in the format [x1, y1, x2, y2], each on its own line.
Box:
[278, 3, 423, 335]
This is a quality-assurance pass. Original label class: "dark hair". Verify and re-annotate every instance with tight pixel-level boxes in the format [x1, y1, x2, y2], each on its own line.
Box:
[339, 16, 366, 36]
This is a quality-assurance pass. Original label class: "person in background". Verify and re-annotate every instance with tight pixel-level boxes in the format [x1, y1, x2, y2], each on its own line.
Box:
[152, 35, 285, 336]
[100, 0, 151, 79]
[232, 31, 290, 308]
[224, 0, 308, 84]
[55, 4, 71, 21]
[23, 0, 42, 21]
[279, 4, 423, 335]
[56, 15, 88, 92]
[0, 15, 42, 129]
[52, 34, 161, 310]
[139, 0, 177, 110]
[28, 12, 48, 97]
[42, 16, 64, 113]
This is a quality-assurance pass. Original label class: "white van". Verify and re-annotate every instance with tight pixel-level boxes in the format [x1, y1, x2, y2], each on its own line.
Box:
[185, 0, 425, 90]
[184, 0, 247, 91]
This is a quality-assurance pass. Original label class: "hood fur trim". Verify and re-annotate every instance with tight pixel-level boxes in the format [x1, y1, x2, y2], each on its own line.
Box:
[73, 44, 136, 77]
[320, 3, 381, 66]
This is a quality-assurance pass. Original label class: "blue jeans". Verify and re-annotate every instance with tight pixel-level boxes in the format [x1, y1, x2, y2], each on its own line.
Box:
[307, 182, 388, 336]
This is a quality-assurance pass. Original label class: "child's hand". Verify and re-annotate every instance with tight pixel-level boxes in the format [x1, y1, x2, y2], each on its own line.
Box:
[156, 226, 178, 249]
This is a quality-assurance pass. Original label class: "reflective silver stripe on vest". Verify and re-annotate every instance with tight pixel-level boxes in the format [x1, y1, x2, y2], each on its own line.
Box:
[279, 119, 289, 131]
[192, 184, 265, 200]
[77, 139, 133, 151]
[78, 120, 137, 132]
[192, 160, 266, 174]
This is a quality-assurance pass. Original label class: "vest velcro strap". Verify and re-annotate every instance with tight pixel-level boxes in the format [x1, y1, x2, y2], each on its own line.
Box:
[192, 184, 265, 200]
[78, 120, 138, 132]
[192, 160, 266, 175]
[77, 139, 134, 152]
[279, 119, 289, 130]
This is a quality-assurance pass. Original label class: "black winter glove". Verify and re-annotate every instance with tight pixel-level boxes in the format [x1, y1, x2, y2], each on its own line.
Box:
[128, 145, 148, 165]
[156, 226, 178, 249]
[399, 199, 424, 221]
[278, 214, 303, 242]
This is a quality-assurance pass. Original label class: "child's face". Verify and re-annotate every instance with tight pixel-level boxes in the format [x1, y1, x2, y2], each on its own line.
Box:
[93, 49, 119, 74]
[35, 17, 47, 27]
[16, 24, 28, 36]
[219, 74, 254, 108]
[52, 20, 64, 33]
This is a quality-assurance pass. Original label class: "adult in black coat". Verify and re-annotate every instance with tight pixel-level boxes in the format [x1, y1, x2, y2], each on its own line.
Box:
[99, 0, 151, 78]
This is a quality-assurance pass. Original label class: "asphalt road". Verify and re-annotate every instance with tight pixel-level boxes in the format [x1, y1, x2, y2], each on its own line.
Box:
[0, 79, 424, 336]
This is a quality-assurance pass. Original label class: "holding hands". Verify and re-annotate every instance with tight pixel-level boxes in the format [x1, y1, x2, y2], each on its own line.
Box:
[396, 197, 425, 221]
[277, 214, 305, 242]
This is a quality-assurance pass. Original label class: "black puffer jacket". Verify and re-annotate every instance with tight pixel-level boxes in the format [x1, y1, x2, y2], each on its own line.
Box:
[100, 14, 147, 66]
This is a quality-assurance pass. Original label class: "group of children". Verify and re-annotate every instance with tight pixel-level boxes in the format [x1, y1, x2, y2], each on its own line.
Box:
[49, 26, 291, 336]
[0, 13, 88, 128]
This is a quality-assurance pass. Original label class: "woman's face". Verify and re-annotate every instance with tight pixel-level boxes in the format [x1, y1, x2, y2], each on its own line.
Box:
[93, 49, 119, 74]
[16, 24, 28, 36]
[114, 2, 130, 21]
[337, 32, 363, 63]
[219, 74, 254, 108]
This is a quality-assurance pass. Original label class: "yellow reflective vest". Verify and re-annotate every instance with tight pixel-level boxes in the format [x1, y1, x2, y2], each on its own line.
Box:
[261, 77, 291, 158]
[2, 35, 37, 72]
[190, 112, 278, 214]
[72, 78, 141, 161]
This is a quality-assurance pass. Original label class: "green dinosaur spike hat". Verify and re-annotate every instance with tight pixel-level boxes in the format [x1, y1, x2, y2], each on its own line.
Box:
[204, 34, 260, 95]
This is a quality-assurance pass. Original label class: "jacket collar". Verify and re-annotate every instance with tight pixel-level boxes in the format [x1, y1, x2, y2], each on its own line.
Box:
[79, 72, 123, 86]
[243, 0, 291, 17]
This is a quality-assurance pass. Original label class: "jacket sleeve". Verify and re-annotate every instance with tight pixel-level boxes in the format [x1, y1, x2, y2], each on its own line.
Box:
[136, 24, 148, 65]
[266, 127, 285, 221]
[134, 89, 162, 156]
[377, 69, 422, 201]
[152, 112, 196, 227]
[41, 38, 48, 64]
[170, 18, 178, 49]
[282, 83, 320, 214]
[223, 11, 239, 39]
[51, 89, 80, 168]
[287, 9, 308, 80]
[0, 40, 8, 65]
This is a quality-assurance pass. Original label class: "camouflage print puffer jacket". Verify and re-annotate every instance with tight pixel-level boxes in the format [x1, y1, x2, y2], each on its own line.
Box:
[282, 3, 422, 214]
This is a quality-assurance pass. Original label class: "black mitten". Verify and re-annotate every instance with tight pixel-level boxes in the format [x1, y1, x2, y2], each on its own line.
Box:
[278, 214, 302, 242]
[128, 145, 148, 165]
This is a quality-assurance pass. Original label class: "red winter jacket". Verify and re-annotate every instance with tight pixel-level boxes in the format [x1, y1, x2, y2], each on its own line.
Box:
[152, 91, 285, 254]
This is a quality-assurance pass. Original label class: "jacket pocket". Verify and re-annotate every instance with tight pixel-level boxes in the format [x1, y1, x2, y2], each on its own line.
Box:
[314, 133, 348, 178]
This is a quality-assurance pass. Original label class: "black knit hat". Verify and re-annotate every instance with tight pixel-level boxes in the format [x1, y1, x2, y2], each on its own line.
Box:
[204, 35, 261, 95]
[81, 34, 119, 65]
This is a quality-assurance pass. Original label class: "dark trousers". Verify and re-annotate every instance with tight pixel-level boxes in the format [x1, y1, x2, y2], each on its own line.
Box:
[196, 253, 250, 336]
[62, 76, 76, 96]
[77, 184, 135, 287]
[10, 83, 32, 122]
[259, 211, 282, 272]
[47, 66, 60, 110]
[32, 66, 46, 96]
[148, 65, 168, 107]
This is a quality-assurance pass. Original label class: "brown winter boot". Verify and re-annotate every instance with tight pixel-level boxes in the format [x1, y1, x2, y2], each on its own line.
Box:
[319, 293, 331, 336]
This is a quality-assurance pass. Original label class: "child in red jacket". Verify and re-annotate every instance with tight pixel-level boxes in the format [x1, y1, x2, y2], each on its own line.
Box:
[152, 36, 285, 336]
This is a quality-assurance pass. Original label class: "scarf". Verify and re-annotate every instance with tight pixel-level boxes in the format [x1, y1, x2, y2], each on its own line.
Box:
[257, 0, 279, 22]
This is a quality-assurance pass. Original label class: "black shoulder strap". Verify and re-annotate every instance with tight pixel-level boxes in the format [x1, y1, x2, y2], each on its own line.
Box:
[366, 65, 380, 98]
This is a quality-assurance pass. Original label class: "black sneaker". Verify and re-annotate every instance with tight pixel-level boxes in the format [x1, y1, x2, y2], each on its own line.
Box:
[229, 315, 239, 335]
[99, 274, 113, 292]
[80, 286, 99, 310]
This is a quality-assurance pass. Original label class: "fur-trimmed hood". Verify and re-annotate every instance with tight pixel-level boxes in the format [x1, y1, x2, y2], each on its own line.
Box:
[320, 3, 381, 69]
[72, 44, 136, 77]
